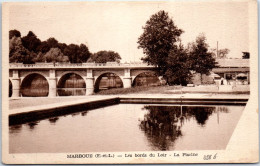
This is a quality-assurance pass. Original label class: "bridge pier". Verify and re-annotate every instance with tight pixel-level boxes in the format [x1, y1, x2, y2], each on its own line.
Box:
[86, 69, 94, 95]
[123, 68, 132, 88]
[48, 78, 57, 97]
[11, 78, 20, 98]
[48, 70, 57, 97]
[86, 77, 94, 95]
[11, 70, 20, 98]
[123, 77, 132, 88]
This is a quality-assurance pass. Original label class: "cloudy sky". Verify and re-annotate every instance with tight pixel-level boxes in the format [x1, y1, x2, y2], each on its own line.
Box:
[8, 1, 250, 62]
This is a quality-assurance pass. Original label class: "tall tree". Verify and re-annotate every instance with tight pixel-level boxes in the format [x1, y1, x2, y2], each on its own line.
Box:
[9, 36, 34, 63]
[21, 31, 41, 53]
[165, 44, 192, 85]
[33, 48, 69, 63]
[64, 44, 80, 63]
[36, 41, 51, 54]
[58, 43, 68, 54]
[137, 10, 184, 84]
[64, 44, 91, 63]
[9, 29, 21, 39]
[189, 34, 217, 83]
[89, 50, 121, 63]
[78, 44, 91, 63]
[46, 37, 59, 48]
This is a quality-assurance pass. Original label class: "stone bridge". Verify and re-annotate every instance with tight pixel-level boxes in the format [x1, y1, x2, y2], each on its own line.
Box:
[9, 62, 160, 97]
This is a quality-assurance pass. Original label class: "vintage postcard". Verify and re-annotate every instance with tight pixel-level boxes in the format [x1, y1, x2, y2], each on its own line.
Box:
[2, 0, 258, 164]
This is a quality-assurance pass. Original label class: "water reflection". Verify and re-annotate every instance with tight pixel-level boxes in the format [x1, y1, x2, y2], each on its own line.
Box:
[81, 111, 88, 116]
[49, 117, 59, 124]
[9, 125, 22, 134]
[140, 106, 229, 151]
[26, 121, 39, 129]
[9, 104, 243, 153]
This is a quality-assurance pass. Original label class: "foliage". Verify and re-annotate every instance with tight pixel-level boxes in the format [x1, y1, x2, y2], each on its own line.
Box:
[9, 36, 34, 63]
[9, 30, 92, 64]
[218, 48, 230, 59]
[211, 48, 230, 59]
[36, 41, 50, 54]
[138, 10, 183, 76]
[33, 48, 69, 63]
[140, 106, 182, 150]
[165, 44, 192, 85]
[21, 31, 41, 53]
[189, 34, 217, 83]
[9, 29, 21, 39]
[89, 50, 121, 63]
[64, 44, 91, 63]
[138, 10, 192, 85]
[46, 37, 59, 48]
[242, 52, 250, 59]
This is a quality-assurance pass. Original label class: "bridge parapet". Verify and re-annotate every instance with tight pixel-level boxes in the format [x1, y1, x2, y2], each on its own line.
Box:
[9, 62, 154, 69]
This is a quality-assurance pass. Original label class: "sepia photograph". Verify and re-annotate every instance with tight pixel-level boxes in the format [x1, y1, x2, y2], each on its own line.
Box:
[2, 0, 258, 164]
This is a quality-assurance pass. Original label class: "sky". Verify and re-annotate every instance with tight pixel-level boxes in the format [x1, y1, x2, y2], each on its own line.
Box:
[8, 0, 250, 62]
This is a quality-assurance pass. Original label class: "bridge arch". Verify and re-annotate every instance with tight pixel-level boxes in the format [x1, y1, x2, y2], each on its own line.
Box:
[9, 79, 12, 97]
[21, 71, 49, 83]
[132, 71, 161, 87]
[57, 71, 86, 83]
[94, 72, 123, 92]
[57, 73, 86, 96]
[21, 73, 49, 97]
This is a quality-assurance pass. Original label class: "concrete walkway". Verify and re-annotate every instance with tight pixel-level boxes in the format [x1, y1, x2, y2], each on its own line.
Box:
[9, 93, 249, 116]
[9, 96, 117, 115]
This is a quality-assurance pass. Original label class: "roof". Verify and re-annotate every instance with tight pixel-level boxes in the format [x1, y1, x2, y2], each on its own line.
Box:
[216, 59, 249, 68]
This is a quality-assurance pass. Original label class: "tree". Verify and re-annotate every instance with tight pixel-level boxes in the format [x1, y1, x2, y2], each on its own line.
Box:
[21, 31, 41, 53]
[211, 48, 230, 59]
[33, 48, 69, 63]
[36, 37, 60, 54]
[165, 44, 192, 85]
[58, 43, 68, 53]
[64, 44, 81, 63]
[137, 10, 184, 84]
[138, 11, 183, 72]
[9, 36, 34, 63]
[242, 52, 250, 59]
[36, 41, 51, 54]
[189, 34, 217, 83]
[78, 44, 91, 63]
[9, 29, 21, 39]
[46, 37, 59, 48]
[89, 50, 121, 63]
[9, 30, 92, 63]
[64, 44, 91, 63]
[218, 48, 230, 59]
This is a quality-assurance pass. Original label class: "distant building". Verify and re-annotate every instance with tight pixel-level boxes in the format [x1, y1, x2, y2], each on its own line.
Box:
[192, 59, 250, 85]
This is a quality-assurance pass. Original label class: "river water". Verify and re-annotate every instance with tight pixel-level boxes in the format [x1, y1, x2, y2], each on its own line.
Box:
[9, 104, 244, 153]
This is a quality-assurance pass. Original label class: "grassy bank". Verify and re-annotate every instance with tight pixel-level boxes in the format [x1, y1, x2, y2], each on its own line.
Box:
[94, 85, 250, 95]
[94, 86, 182, 95]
